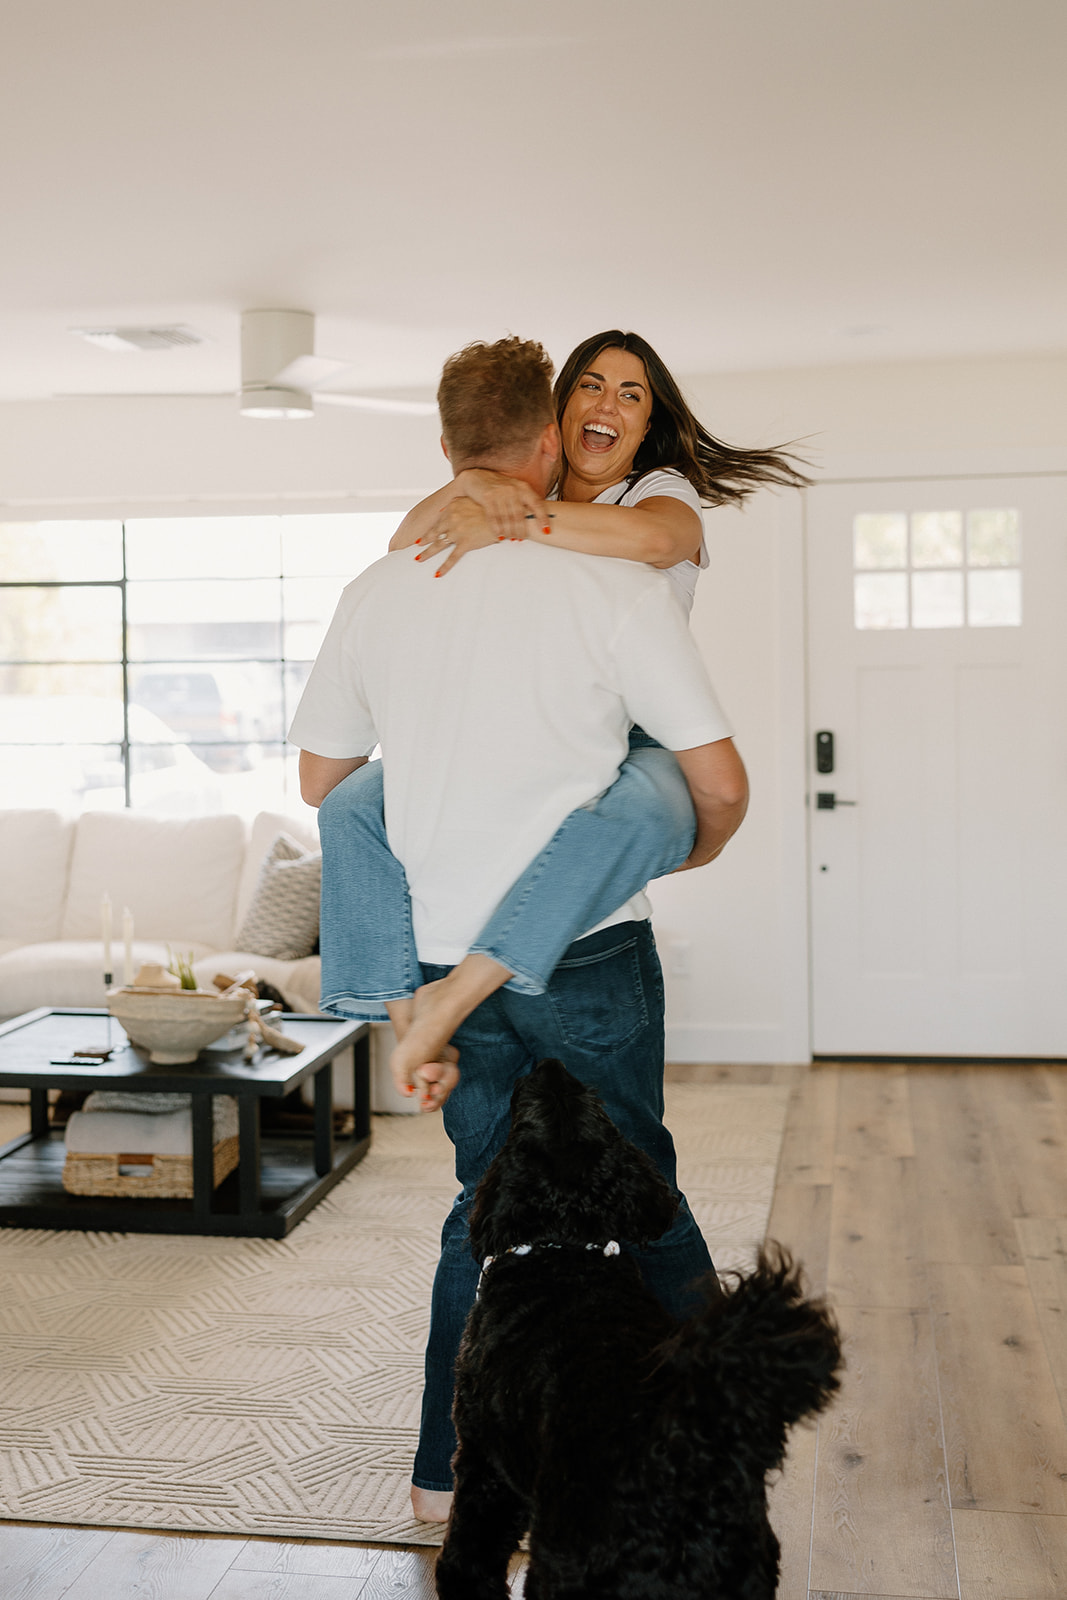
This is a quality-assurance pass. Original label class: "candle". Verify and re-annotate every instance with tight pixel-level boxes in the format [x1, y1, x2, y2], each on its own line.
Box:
[101, 892, 112, 980]
[122, 907, 134, 986]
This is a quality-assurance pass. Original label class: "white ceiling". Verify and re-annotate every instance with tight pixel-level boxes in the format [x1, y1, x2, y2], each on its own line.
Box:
[1, 0, 1065, 404]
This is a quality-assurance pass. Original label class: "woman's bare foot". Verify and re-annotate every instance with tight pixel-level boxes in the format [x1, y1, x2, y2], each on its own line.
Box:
[411, 1485, 453, 1523]
[411, 1046, 460, 1113]
[386, 996, 460, 1112]
[389, 956, 511, 1109]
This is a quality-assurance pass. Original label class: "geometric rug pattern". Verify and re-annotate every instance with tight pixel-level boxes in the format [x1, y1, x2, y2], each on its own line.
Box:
[0, 1081, 789, 1545]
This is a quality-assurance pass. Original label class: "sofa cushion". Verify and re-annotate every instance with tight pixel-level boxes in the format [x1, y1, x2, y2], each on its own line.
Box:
[0, 810, 75, 944]
[235, 833, 321, 961]
[61, 812, 246, 949]
[236, 809, 320, 931]
[0, 940, 211, 1016]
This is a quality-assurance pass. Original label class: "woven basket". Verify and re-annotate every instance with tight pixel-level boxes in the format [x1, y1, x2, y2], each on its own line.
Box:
[61, 1135, 240, 1199]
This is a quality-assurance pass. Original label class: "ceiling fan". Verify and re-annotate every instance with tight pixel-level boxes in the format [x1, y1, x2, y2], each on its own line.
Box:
[238, 309, 438, 420]
[67, 309, 438, 420]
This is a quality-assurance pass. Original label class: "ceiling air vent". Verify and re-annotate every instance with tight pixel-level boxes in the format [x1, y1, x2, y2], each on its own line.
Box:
[70, 325, 206, 353]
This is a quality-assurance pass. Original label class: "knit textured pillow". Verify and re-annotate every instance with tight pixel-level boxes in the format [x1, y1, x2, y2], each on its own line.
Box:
[235, 832, 321, 961]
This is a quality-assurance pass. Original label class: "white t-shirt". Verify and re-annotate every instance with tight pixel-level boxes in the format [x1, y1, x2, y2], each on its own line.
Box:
[289, 542, 731, 966]
[552, 468, 709, 613]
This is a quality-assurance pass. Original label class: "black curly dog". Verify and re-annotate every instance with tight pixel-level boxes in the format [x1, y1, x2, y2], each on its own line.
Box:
[434, 1058, 841, 1600]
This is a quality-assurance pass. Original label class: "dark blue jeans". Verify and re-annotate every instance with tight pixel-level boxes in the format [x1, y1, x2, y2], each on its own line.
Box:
[410, 918, 715, 1491]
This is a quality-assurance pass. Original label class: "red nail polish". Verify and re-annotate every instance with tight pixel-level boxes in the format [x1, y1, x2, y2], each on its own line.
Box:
[543, 526, 552, 535]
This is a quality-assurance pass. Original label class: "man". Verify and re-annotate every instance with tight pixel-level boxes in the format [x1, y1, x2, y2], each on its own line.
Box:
[290, 336, 748, 1522]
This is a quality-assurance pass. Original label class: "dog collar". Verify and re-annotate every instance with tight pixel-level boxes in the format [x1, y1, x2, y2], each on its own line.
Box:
[477, 1240, 621, 1296]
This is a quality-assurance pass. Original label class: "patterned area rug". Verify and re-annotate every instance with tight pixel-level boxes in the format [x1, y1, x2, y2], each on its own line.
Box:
[0, 1080, 789, 1545]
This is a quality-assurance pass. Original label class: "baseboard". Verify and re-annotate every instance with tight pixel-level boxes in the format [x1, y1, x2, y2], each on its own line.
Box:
[665, 1024, 811, 1066]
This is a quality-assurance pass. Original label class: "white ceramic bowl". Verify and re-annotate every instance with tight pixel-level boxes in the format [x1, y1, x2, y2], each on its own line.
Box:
[108, 989, 249, 1065]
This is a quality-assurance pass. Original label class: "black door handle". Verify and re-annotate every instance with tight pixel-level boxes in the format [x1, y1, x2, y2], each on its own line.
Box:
[816, 792, 857, 810]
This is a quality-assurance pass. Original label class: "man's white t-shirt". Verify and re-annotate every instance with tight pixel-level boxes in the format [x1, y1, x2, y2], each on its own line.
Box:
[288, 541, 732, 966]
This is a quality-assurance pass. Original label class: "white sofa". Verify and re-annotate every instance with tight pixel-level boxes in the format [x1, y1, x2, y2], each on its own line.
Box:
[0, 806, 411, 1113]
[0, 807, 324, 1017]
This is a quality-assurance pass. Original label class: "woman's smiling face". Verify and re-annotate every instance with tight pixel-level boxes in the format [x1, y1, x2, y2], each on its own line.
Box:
[560, 346, 653, 497]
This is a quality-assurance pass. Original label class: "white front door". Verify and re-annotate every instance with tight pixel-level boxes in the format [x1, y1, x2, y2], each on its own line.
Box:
[806, 475, 1067, 1057]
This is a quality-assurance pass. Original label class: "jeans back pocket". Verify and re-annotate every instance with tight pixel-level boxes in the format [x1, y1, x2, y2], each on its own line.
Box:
[546, 933, 649, 1052]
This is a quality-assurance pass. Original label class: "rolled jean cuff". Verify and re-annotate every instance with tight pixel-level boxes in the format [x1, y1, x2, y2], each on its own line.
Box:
[318, 989, 410, 1023]
[411, 1474, 455, 1493]
[465, 947, 548, 998]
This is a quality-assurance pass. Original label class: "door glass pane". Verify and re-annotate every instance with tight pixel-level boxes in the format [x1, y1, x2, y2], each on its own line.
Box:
[125, 517, 282, 578]
[911, 511, 962, 568]
[854, 572, 908, 629]
[912, 571, 964, 628]
[967, 509, 1020, 567]
[280, 512, 399, 577]
[127, 579, 282, 660]
[0, 585, 123, 661]
[0, 521, 123, 581]
[853, 514, 906, 570]
[968, 568, 1022, 627]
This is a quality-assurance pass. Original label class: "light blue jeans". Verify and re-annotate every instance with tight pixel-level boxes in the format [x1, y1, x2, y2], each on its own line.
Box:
[316, 733, 697, 1020]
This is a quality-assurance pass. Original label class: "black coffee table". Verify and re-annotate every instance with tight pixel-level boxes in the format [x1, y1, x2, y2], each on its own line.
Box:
[0, 1007, 371, 1237]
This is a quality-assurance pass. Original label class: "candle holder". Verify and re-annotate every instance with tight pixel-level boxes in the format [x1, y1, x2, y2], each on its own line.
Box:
[103, 970, 114, 1054]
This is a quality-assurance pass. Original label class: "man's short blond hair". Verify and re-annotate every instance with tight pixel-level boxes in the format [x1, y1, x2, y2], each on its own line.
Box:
[437, 337, 555, 466]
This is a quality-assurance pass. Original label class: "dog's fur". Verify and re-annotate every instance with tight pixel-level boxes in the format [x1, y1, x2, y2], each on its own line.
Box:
[435, 1059, 842, 1600]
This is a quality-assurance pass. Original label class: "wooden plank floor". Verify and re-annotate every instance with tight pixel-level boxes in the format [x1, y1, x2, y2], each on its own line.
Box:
[2, 1059, 1066, 1598]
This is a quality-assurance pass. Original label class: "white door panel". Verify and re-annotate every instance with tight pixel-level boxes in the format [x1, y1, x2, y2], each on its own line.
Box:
[807, 476, 1067, 1056]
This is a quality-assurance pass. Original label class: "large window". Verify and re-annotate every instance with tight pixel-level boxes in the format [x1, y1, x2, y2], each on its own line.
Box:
[0, 512, 401, 816]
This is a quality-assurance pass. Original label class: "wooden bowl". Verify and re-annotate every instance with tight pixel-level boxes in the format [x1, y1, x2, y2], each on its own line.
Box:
[108, 988, 249, 1065]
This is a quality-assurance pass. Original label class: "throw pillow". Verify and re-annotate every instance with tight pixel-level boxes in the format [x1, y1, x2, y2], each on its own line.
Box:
[235, 832, 321, 961]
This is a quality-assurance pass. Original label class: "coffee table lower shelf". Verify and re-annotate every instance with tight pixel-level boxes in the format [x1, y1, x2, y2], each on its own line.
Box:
[0, 1126, 371, 1238]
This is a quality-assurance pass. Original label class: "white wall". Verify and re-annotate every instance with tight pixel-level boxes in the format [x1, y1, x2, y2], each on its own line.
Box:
[648, 488, 809, 1064]
[0, 395, 445, 519]
[3, 352, 1066, 1062]
[653, 351, 1067, 1063]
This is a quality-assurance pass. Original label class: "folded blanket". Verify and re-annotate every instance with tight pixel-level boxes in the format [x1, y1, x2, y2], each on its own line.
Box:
[65, 1094, 238, 1155]
[82, 1091, 193, 1115]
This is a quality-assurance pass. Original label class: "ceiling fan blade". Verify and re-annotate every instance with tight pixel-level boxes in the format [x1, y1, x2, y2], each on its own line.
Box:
[313, 391, 438, 416]
[271, 354, 351, 389]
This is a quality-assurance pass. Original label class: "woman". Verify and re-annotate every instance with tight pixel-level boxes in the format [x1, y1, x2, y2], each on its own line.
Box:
[317, 331, 805, 1101]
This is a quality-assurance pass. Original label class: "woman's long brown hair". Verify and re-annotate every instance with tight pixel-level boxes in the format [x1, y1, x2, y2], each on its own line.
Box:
[554, 330, 810, 507]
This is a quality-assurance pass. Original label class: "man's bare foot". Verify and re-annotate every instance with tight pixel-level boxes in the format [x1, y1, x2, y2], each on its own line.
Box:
[411, 1485, 453, 1523]
[389, 957, 511, 1104]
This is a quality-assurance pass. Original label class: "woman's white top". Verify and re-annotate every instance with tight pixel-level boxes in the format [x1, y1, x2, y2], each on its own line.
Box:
[555, 468, 708, 613]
